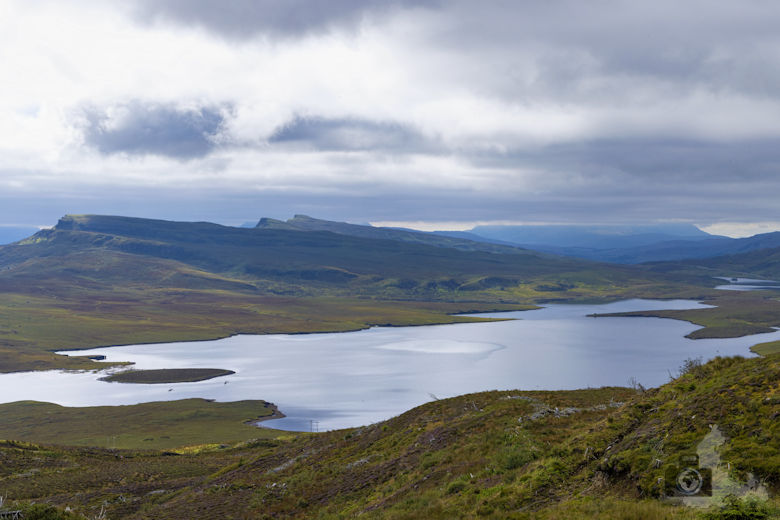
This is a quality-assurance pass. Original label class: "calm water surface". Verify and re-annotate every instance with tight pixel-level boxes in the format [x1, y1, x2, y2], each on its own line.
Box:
[3, 299, 780, 431]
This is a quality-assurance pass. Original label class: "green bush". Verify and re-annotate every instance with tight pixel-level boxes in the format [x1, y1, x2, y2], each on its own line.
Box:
[20, 503, 85, 520]
[701, 495, 778, 520]
[446, 481, 466, 494]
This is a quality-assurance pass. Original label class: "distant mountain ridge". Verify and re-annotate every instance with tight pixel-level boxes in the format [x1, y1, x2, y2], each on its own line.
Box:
[1, 214, 614, 301]
[255, 214, 537, 256]
[468, 223, 714, 250]
[454, 223, 780, 264]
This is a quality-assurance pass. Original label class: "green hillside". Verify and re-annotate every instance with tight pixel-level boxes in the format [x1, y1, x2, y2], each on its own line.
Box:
[689, 246, 780, 280]
[0, 354, 776, 519]
[644, 245, 780, 281]
[0, 399, 282, 450]
[256, 214, 533, 255]
[6, 214, 612, 295]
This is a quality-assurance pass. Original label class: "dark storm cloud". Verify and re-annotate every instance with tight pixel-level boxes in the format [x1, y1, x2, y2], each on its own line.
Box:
[269, 116, 432, 152]
[426, 1, 780, 103]
[133, 0, 439, 39]
[470, 138, 780, 184]
[80, 101, 229, 160]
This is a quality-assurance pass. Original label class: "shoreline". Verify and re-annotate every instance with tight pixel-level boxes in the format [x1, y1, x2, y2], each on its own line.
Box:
[251, 402, 287, 426]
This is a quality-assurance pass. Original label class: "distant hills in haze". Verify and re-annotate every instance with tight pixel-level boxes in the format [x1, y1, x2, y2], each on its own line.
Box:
[0, 214, 606, 302]
[2, 215, 778, 297]
[253, 215, 780, 268]
[5, 214, 777, 268]
[670, 242, 780, 280]
[441, 223, 780, 265]
[255, 214, 532, 255]
[465, 223, 714, 249]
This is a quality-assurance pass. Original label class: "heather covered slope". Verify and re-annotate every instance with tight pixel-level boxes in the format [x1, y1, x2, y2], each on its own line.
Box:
[134, 355, 780, 519]
[1, 354, 776, 519]
[679, 245, 780, 280]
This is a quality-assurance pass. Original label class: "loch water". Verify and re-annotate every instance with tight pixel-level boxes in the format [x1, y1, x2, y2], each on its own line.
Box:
[3, 299, 779, 431]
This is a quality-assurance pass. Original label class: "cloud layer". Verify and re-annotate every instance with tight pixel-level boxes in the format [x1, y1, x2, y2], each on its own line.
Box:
[80, 101, 229, 159]
[133, 0, 439, 39]
[269, 116, 429, 152]
[0, 0, 779, 234]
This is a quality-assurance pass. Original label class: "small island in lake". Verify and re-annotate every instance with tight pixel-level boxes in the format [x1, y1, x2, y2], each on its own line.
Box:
[100, 368, 235, 384]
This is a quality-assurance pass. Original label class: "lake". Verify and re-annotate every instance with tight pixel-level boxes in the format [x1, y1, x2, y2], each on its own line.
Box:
[3, 298, 779, 431]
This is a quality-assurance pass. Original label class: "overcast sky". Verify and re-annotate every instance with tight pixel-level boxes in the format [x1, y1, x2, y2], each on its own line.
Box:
[2, 0, 779, 236]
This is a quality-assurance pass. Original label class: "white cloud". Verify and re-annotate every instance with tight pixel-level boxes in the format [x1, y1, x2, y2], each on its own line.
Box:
[0, 0, 779, 232]
[699, 222, 780, 238]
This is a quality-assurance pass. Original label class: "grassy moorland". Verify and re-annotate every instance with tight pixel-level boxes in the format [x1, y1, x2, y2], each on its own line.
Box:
[0, 354, 777, 519]
[0, 215, 713, 373]
[100, 368, 235, 384]
[676, 246, 780, 280]
[752, 340, 780, 356]
[0, 399, 284, 450]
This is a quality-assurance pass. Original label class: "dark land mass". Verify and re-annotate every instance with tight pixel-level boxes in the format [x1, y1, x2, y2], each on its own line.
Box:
[667, 244, 780, 280]
[256, 214, 534, 255]
[0, 354, 777, 519]
[99, 368, 235, 384]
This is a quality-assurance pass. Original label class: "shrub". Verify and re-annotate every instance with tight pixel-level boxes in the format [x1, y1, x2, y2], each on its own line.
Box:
[20, 503, 85, 520]
[677, 357, 703, 378]
[701, 495, 778, 520]
[446, 481, 467, 494]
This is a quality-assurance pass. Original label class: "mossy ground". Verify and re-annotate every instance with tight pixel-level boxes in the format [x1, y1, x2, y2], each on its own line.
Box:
[1, 355, 776, 519]
[0, 399, 285, 450]
[752, 340, 780, 356]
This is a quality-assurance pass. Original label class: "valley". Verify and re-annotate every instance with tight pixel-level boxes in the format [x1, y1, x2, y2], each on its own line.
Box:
[0, 215, 778, 518]
[6, 3, 780, 518]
